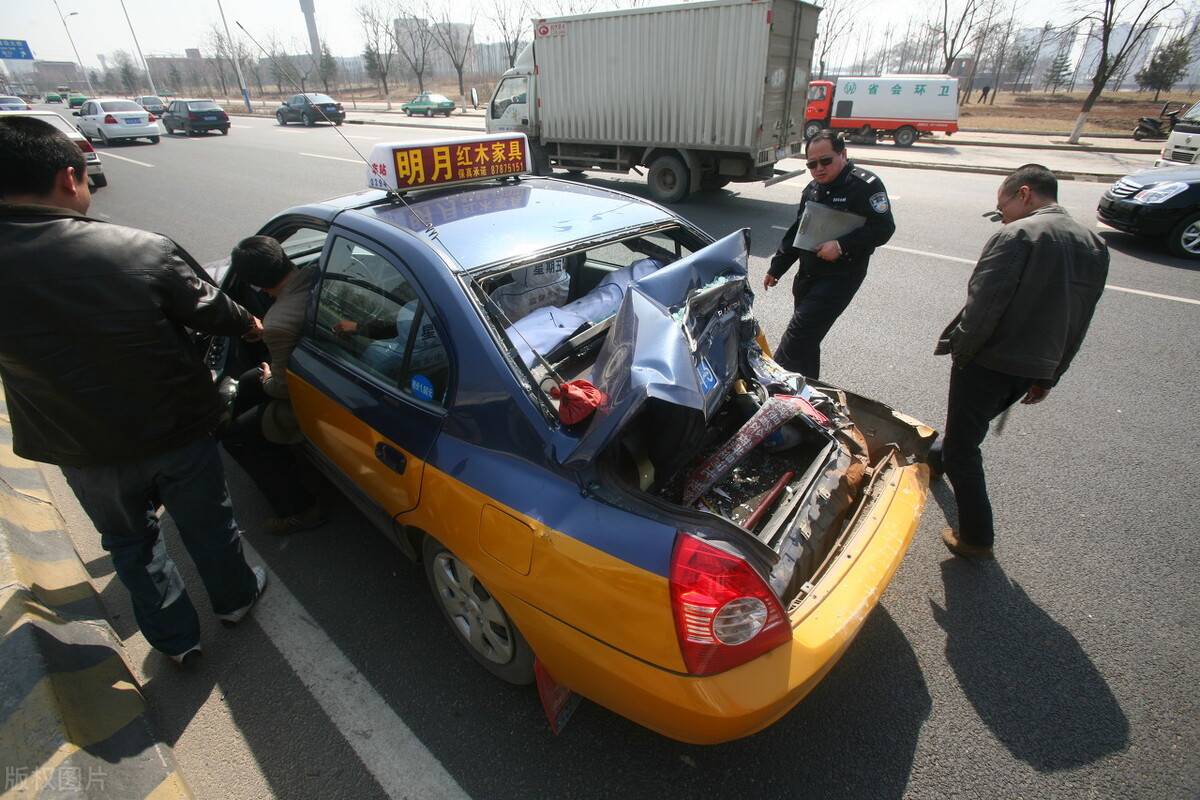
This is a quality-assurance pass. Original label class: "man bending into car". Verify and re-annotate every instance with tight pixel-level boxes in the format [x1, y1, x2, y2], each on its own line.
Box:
[223, 236, 326, 536]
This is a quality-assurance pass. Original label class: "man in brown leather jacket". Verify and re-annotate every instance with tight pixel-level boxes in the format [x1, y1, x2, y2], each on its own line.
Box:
[932, 164, 1108, 559]
[0, 116, 267, 666]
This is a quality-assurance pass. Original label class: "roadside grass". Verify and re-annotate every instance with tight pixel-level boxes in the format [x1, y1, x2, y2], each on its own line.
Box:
[960, 89, 1196, 133]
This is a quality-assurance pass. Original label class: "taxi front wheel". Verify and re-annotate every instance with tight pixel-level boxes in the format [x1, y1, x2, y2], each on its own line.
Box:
[423, 535, 535, 685]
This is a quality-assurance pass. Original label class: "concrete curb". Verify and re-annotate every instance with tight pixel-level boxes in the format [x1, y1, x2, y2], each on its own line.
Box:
[940, 138, 1159, 155]
[961, 127, 1130, 139]
[852, 157, 1119, 183]
[0, 395, 192, 800]
[223, 108, 484, 134]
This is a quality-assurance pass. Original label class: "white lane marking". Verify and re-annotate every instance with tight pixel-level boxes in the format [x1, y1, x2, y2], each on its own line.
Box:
[1105, 285, 1200, 306]
[882, 244, 975, 264]
[98, 151, 154, 167]
[242, 539, 471, 800]
[299, 152, 363, 164]
[771, 225, 789, 231]
[881, 244, 1200, 306]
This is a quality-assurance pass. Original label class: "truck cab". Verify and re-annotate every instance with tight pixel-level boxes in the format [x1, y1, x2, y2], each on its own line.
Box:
[804, 81, 834, 140]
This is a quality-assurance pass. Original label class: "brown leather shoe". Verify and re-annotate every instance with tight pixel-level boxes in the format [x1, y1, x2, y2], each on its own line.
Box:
[941, 527, 994, 560]
[264, 504, 327, 536]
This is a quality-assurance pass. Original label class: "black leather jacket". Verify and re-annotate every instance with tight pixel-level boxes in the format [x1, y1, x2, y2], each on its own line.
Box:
[0, 204, 255, 466]
[769, 161, 897, 279]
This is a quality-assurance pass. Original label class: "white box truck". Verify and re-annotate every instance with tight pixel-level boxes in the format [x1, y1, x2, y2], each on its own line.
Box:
[804, 75, 960, 146]
[485, 0, 820, 203]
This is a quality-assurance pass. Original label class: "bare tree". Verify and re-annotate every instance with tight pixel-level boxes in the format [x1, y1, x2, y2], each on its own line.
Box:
[986, 1, 1020, 102]
[491, 0, 529, 69]
[940, 0, 986, 72]
[429, 1, 477, 106]
[393, 5, 436, 93]
[1066, 0, 1180, 141]
[357, 0, 399, 108]
[958, 0, 1001, 104]
[813, 0, 866, 78]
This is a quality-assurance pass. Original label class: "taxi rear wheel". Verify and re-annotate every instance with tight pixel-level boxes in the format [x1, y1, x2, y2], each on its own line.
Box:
[423, 535, 535, 685]
[277, 112, 287, 126]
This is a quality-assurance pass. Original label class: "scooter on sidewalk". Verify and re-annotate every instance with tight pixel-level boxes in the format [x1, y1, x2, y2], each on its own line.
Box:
[1133, 101, 1188, 141]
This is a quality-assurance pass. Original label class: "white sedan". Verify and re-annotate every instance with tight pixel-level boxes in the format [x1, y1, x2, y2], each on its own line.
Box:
[75, 98, 160, 145]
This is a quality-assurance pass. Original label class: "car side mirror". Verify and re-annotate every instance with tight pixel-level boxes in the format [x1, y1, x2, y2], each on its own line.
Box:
[72, 111, 80, 116]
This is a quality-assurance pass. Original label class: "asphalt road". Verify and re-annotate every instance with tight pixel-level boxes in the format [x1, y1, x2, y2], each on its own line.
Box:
[35, 110, 1200, 799]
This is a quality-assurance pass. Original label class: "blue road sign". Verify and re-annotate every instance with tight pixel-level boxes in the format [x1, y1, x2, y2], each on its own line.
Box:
[0, 39, 34, 61]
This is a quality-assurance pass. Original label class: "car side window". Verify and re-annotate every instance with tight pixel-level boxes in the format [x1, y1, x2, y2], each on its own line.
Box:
[311, 237, 450, 406]
[491, 77, 528, 118]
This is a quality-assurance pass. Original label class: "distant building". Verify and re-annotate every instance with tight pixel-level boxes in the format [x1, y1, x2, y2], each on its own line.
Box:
[32, 60, 82, 91]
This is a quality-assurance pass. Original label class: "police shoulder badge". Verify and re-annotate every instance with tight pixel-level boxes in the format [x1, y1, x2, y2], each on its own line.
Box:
[870, 192, 890, 214]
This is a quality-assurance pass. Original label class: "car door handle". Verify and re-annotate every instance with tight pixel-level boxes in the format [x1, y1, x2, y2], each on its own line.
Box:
[374, 442, 407, 474]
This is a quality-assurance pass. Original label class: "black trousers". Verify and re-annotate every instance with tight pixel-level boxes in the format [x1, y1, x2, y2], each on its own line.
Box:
[932, 361, 1033, 547]
[774, 265, 867, 380]
[220, 368, 315, 518]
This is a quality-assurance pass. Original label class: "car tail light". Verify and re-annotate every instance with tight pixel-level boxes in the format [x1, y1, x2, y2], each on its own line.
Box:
[220, 111, 229, 120]
[104, 114, 118, 124]
[76, 138, 94, 153]
[148, 113, 156, 122]
[336, 103, 343, 111]
[669, 533, 791, 676]
[188, 113, 200, 121]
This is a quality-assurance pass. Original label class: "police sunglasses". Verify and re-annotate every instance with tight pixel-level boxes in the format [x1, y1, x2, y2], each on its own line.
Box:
[806, 156, 836, 170]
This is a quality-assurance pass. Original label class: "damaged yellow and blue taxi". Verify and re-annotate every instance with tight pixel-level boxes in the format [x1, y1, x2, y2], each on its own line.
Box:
[202, 133, 934, 744]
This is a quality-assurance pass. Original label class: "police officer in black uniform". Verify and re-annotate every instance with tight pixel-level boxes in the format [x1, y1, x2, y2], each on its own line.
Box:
[764, 131, 896, 379]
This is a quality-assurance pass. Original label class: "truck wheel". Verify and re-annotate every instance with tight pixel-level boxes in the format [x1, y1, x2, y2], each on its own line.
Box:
[647, 154, 689, 204]
[803, 120, 824, 140]
[894, 126, 917, 147]
[1168, 212, 1200, 259]
[528, 142, 553, 176]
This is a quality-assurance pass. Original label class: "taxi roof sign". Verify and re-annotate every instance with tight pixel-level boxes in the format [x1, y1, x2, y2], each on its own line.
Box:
[367, 133, 531, 193]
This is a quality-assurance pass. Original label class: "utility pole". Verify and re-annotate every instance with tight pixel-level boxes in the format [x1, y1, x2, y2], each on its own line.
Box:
[118, 0, 157, 97]
[299, 0, 322, 65]
[216, 0, 253, 111]
[51, 0, 94, 95]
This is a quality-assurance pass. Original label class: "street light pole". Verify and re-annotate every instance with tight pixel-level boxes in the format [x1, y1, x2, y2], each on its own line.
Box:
[216, 0, 253, 112]
[118, 0, 158, 97]
[51, 0, 94, 96]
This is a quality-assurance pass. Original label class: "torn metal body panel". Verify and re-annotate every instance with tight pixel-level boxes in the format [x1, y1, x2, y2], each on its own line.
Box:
[558, 229, 752, 467]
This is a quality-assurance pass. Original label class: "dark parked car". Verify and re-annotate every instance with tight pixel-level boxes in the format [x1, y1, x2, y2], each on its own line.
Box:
[275, 93, 345, 127]
[162, 99, 230, 136]
[1097, 165, 1200, 258]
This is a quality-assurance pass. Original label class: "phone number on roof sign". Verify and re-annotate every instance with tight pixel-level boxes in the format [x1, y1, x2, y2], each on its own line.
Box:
[368, 137, 528, 191]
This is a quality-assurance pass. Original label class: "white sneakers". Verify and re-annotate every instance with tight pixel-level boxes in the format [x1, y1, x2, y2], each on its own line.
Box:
[216, 566, 269, 627]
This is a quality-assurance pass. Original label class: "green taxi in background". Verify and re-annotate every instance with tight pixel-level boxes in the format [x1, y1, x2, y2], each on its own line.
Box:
[45, 92, 63, 103]
[401, 92, 455, 117]
[68, 94, 87, 109]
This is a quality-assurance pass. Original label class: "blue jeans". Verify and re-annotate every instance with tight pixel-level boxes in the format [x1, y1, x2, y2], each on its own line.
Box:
[61, 437, 258, 656]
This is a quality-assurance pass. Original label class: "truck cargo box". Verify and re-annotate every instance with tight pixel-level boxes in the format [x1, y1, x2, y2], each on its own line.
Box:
[531, 0, 820, 165]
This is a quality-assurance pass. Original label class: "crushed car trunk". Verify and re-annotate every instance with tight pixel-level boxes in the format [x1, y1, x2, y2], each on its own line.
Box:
[501, 228, 933, 601]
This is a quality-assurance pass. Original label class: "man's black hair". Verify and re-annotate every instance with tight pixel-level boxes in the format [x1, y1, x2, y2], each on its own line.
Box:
[806, 129, 847, 154]
[0, 116, 86, 198]
[1001, 163, 1058, 201]
[231, 235, 293, 289]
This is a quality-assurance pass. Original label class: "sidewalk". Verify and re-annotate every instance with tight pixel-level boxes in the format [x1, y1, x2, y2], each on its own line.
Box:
[929, 130, 1162, 155]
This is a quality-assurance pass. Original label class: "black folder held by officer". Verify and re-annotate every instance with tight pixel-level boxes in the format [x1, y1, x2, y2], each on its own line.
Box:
[764, 131, 896, 380]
